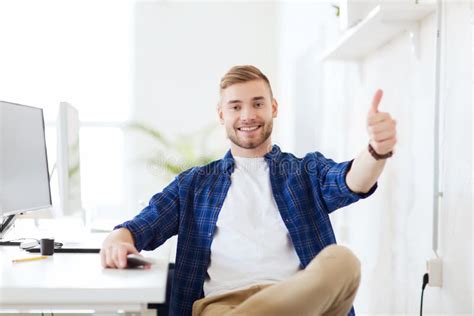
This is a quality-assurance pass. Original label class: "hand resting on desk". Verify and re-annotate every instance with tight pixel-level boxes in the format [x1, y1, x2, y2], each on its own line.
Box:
[100, 228, 141, 269]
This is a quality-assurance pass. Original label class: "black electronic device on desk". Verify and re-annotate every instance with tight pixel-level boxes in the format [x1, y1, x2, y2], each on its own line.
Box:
[126, 254, 156, 268]
[24, 239, 101, 253]
[26, 247, 100, 254]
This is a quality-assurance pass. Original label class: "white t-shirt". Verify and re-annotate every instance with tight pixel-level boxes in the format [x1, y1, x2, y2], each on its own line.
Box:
[204, 156, 301, 297]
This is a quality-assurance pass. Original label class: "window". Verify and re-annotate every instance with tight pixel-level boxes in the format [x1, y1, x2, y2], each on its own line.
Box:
[0, 0, 133, 220]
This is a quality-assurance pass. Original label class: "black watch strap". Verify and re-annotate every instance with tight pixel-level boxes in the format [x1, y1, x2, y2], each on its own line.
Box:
[368, 143, 393, 160]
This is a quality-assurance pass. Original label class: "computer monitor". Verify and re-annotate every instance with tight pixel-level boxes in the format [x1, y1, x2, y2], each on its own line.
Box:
[56, 102, 84, 221]
[0, 101, 52, 238]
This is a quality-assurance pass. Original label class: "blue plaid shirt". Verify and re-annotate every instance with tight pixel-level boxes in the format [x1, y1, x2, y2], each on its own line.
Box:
[116, 144, 377, 315]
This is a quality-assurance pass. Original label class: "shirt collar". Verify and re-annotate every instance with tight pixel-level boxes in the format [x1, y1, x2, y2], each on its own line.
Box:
[220, 144, 282, 174]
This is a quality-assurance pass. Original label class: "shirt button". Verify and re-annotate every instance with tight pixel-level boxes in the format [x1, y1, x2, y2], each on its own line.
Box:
[208, 233, 212, 237]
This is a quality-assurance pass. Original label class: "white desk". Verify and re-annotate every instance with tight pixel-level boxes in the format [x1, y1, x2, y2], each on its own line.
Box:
[0, 220, 170, 315]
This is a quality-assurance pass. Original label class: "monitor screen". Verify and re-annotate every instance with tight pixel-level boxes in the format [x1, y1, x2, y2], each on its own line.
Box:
[56, 102, 83, 218]
[0, 101, 52, 217]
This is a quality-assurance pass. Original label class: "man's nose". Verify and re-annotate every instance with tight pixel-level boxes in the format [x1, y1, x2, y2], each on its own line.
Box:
[240, 106, 257, 121]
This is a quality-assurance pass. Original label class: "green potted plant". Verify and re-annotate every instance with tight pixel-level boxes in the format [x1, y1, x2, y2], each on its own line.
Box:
[127, 121, 224, 180]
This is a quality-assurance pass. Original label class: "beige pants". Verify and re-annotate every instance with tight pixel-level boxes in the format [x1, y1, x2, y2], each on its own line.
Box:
[192, 245, 361, 316]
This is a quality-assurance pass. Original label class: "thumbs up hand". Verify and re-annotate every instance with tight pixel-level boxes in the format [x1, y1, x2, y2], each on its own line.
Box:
[367, 89, 397, 156]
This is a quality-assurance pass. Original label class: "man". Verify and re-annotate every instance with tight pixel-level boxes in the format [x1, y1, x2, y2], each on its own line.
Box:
[101, 65, 397, 316]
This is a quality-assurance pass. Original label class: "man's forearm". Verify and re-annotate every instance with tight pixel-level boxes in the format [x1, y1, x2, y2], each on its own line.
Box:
[345, 89, 397, 194]
[346, 147, 386, 194]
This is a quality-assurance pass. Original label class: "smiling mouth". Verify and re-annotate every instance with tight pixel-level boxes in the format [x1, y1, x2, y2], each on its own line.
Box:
[237, 125, 262, 132]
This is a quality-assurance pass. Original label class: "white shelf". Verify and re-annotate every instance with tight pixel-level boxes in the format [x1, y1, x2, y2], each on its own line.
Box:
[320, 3, 436, 61]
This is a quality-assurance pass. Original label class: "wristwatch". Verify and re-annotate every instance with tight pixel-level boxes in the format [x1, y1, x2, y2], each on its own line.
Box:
[368, 143, 393, 160]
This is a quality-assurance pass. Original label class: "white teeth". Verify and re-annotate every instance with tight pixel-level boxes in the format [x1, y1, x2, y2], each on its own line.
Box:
[239, 126, 259, 131]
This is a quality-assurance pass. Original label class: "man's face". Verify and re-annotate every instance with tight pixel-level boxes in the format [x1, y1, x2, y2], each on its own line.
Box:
[218, 80, 278, 155]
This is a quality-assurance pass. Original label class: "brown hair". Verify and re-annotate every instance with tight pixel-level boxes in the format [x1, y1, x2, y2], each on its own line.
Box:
[219, 65, 273, 98]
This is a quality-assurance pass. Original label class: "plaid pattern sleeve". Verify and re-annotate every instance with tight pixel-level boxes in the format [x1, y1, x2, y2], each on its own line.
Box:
[307, 152, 377, 213]
[114, 176, 180, 251]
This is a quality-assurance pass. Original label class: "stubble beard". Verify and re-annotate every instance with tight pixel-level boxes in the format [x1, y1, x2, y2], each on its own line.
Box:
[227, 120, 273, 150]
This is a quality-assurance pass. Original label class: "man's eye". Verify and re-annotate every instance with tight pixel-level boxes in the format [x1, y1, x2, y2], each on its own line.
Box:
[255, 102, 263, 107]
[232, 106, 240, 110]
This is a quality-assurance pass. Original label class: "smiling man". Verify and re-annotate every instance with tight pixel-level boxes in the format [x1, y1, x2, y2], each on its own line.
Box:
[101, 65, 397, 316]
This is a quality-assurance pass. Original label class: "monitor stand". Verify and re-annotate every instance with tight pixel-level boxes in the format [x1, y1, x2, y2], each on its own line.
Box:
[0, 214, 18, 239]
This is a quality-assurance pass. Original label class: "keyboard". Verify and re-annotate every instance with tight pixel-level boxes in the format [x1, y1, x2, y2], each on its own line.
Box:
[26, 247, 100, 254]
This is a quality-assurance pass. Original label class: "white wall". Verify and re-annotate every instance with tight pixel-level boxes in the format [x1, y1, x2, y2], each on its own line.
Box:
[277, 1, 472, 314]
[275, 2, 331, 156]
[125, 1, 278, 216]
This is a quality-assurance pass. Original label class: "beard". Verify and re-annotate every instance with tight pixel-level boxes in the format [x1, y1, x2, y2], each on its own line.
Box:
[226, 119, 273, 150]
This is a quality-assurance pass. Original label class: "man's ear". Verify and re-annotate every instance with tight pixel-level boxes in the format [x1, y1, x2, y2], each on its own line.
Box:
[217, 103, 224, 125]
[272, 98, 278, 118]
